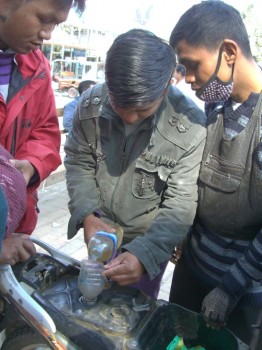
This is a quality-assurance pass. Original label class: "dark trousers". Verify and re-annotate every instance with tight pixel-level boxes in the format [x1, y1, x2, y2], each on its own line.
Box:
[131, 261, 168, 299]
[169, 254, 262, 349]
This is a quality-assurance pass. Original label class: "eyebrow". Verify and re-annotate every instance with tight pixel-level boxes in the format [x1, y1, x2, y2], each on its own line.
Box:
[179, 57, 195, 65]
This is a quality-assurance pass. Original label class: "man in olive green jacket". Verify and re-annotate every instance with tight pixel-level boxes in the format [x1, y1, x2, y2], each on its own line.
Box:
[64, 29, 206, 298]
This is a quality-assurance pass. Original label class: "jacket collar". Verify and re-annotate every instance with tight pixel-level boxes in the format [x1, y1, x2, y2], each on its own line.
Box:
[15, 49, 46, 79]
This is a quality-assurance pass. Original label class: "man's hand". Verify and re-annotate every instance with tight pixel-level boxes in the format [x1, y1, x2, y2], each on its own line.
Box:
[9, 159, 35, 185]
[201, 286, 238, 329]
[0, 234, 37, 265]
[102, 251, 145, 286]
[83, 214, 115, 244]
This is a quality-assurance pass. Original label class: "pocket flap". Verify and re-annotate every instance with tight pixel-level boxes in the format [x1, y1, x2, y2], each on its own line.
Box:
[199, 154, 244, 192]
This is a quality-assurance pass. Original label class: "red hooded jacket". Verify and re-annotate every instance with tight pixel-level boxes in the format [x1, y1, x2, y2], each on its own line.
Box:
[0, 49, 61, 234]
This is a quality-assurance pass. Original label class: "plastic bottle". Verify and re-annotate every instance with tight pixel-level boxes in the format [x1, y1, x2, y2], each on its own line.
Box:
[88, 226, 123, 263]
[78, 258, 105, 303]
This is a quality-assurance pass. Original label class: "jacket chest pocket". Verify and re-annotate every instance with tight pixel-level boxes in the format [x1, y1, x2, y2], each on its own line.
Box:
[199, 154, 245, 192]
[132, 156, 174, 199]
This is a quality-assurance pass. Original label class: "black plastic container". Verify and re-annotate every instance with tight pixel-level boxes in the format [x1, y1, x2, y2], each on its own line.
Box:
[134, 303, 249, 350]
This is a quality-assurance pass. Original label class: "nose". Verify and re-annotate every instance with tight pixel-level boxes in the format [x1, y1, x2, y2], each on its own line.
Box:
[39, 25, 55, 41]
[120, 111, 139, 124]
[185, 72, 195, 85]
[184, 66, 196, 85]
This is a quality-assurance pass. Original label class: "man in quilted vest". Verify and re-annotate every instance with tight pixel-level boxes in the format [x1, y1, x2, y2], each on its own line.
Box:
[169, 1, 262, 347]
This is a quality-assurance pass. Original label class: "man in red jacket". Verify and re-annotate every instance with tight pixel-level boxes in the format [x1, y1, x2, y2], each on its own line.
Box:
[0, 0, 86, 235]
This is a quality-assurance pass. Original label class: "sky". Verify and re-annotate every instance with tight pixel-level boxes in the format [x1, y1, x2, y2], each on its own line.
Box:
[69, 0, 261, 41]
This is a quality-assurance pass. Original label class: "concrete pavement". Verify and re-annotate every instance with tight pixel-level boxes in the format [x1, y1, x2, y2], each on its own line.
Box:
[33, 180, 175, 301]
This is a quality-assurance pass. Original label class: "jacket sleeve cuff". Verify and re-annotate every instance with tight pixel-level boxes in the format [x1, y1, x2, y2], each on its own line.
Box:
[123, 236, 170, 279]
[221, 270, 248, 301]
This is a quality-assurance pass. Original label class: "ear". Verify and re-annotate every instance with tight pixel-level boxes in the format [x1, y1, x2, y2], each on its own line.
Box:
[222, 40, 238, 65]
[163, 79, 174, 95]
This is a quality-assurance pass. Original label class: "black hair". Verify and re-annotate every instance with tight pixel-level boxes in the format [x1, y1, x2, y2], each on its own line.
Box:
[105, 28, 176, 108]
[26, 0, 86, 14]
[169, 1, 252, 58]
[175, 64, 186, 77]
[78, 80, 96, 95]
[38, 0, 86, 14]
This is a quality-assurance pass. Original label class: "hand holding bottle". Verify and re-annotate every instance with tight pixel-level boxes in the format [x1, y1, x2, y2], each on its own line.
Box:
[83, 214, 115, 244]
[102, 251, 145, 286]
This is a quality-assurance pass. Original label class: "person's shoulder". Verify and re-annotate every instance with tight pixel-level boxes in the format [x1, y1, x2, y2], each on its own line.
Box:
[79, 82, 108, 108]
[15, 49, 51, 77]
[17, 49, 48, 65]
[176, 81, 205, 111]
[76, 83, 108, 121]
[64, 98, 79, 110]
[156, 88, 206, 150]
[167, 86, 206, 127]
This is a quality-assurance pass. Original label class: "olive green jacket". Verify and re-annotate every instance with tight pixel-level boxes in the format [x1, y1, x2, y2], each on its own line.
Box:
[64, 84, 206, 279]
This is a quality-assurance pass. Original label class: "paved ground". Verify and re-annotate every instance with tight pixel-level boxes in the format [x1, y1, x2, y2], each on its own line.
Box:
[33, 180, 175, 301]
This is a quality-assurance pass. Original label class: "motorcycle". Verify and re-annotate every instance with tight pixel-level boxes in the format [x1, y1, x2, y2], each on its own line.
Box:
[0, 237, 254, 350]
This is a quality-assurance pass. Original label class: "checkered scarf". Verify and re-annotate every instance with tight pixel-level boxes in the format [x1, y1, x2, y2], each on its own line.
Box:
[0, 146, 27, 236]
